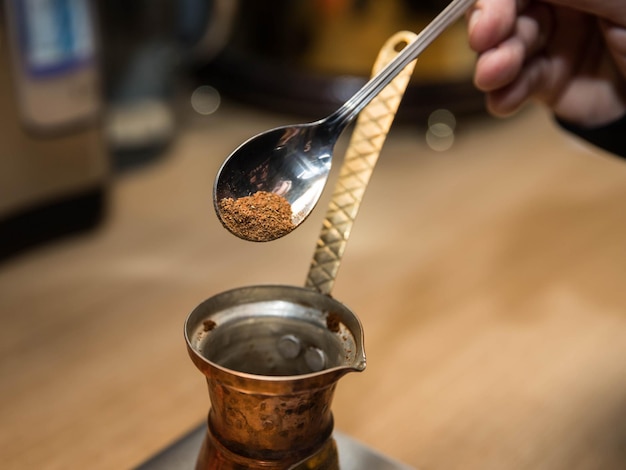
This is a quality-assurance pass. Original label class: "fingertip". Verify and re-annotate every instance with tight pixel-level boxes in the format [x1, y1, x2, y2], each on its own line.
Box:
[467, 0, 517, 52]
[467, 6, 487, 52]
[485, 83, 528, 117]
[468, 8, 481, 37]
[474, 46, 521, 92]
[485, 94, 519, 117]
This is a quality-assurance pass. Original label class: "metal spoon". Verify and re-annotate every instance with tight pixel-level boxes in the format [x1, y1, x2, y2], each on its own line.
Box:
[214, 0, 475, 241]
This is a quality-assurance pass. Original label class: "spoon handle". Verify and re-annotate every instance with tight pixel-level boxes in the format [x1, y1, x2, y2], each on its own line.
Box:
[326, 0, 475, 132]
[305, 31, 418, 295]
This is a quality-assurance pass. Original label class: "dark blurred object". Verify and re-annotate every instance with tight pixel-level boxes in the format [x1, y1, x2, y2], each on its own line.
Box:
[192, 0, 485, 121]
[97, 0, 183, 168]
[97, 0, 234, 170]
[0, 0, 108, 262]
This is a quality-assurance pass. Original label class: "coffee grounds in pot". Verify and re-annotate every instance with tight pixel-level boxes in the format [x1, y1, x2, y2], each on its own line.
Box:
[326, 312, 341, 333]
[218, 191, 295, 241]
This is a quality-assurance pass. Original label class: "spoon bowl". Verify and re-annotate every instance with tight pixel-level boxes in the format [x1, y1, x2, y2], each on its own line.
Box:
[213, 120, 337, 237]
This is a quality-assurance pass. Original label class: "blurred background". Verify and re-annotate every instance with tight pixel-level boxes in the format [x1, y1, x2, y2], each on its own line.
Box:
[0, 0, 484, 261]
[3, 1, 626, 470]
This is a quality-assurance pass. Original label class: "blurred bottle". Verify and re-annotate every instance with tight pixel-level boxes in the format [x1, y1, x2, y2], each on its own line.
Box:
[0, 0, 108, 261]
[98, 0, 234, 169]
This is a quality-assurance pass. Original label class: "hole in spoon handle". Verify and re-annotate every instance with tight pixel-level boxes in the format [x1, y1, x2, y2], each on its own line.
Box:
[305, 31, 419, 295]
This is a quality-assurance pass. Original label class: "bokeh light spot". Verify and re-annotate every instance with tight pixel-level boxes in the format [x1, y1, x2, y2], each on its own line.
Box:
[191, 85, 221, 115]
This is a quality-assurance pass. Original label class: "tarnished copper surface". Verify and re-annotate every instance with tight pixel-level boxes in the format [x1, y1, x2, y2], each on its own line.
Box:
[195, 419, 340, 469]
[185, 285, 364, 469]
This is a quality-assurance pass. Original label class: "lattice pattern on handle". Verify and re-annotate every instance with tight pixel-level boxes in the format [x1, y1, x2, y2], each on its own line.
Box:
[305, 31, 418, 295]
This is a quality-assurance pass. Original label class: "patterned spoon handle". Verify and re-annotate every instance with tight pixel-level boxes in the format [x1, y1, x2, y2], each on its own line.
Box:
[305, 31, 418, 295]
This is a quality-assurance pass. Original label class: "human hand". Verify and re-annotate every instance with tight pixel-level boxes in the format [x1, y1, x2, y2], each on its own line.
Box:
[467, 0, 626, 127]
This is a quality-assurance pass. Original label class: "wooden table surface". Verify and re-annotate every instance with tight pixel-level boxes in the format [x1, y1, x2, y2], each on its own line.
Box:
[2, 102, 626, 470]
